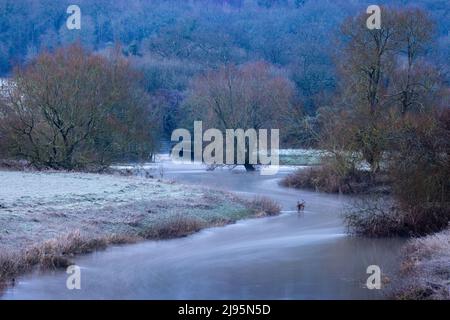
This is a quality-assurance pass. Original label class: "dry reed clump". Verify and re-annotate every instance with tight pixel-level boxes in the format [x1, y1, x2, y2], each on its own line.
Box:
[0, 230, 138, 287]
[280, 166, 337, 192]
[249, 196, 282, 217]
[139, 215, 206, 240]
[139, 197, 281, 240]
[280, 165, 376, 194]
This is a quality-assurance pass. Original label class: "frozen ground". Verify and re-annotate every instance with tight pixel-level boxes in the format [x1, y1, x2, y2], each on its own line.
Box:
[396, 227, 450, 299]
[0, 170, 251, 253]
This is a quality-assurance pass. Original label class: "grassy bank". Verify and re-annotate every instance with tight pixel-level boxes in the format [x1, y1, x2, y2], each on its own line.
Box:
[393, 227, 450, 300]
[0, 170, 280, 289]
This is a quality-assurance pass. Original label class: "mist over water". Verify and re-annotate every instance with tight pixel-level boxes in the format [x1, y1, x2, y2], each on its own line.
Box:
[2, 161, 405, 299]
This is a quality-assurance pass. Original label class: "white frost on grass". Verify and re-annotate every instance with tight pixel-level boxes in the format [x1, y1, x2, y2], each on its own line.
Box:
[0, 170, 188, 211]
[0, 170, 249, 252]
[397, 228, 450, 299]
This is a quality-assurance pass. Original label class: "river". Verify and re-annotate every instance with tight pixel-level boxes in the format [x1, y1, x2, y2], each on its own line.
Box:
[2, 160, 405, 299]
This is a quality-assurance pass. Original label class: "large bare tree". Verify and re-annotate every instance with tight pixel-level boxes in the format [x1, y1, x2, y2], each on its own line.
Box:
[331, 7, 441, 175]
[186, 61, 295, 170]
[0, 45, 156, 169]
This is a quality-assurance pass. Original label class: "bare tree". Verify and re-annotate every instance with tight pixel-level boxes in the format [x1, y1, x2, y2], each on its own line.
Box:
[0, 44, 156, 169]
[389, 8, 440, 115]
[332, 7, 441, 175]
[186, 61, 295, 170]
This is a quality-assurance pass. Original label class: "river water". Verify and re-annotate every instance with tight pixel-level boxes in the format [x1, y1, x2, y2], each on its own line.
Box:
[2, 161, 405, 299]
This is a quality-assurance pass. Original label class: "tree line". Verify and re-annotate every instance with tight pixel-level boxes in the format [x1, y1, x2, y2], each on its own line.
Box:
[319, 7, 450, 236]
[0, 0, 448, 131]
[0, 2, 448, 219]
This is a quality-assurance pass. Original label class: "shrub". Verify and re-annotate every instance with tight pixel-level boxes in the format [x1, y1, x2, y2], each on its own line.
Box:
[344, 197, 450, 237]
[343, 111, 450, 237]
[389, 112, 450, 210]
[280, 163, 383, 194]
[140, 215, 206, 239]
[249, 196, 281, 217]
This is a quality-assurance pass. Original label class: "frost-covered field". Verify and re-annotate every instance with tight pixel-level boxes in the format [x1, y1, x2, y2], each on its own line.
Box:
[395, 228, 450, 300]
[0, 170, 251, 253]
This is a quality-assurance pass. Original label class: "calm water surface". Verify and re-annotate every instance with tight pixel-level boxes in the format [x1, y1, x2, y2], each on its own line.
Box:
[2, 161, 405, 299]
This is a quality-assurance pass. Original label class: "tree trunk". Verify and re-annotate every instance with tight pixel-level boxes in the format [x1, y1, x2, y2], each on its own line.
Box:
[244, 163, 256, 171]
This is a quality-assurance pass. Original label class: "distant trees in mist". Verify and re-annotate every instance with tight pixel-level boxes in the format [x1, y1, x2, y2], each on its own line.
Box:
[0, 0, 448, 129]
[0, 0, 448, 172]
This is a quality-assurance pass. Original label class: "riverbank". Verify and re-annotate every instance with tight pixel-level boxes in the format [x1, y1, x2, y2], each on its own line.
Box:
[394, 227, 450, 300]
[281, 164, 449, 299]
[0, 169, 279, 289]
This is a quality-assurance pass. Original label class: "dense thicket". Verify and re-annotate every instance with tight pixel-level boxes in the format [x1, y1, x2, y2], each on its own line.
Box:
[275, 5, 449, 236]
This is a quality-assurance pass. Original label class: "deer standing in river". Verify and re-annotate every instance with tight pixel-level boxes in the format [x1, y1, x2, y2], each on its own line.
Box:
[297, 200, 306, 213]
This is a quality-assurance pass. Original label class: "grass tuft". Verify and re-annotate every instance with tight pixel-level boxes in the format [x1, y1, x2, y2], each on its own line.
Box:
[249, 196, 282, 217]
